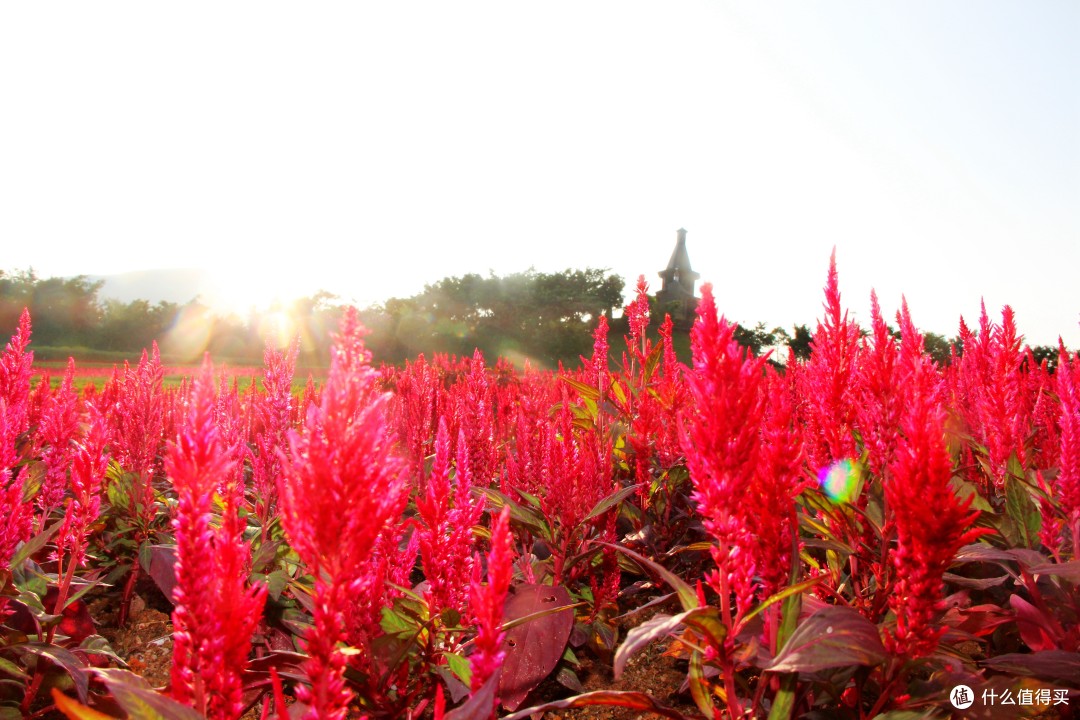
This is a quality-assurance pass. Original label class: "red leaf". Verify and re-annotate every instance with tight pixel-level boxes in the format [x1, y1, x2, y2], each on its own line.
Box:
[501, 690, 691, 720]
[1009, 594, 1060, 651]
[497, 584, 574, 711]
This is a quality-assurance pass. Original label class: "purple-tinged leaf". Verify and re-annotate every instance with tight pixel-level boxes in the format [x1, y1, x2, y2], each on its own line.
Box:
[19, 643, 89, 702]
[94, 668, 204, 720]
[600, 542, 698, 612]
[942, 572, 1010, 590]
[1027, 560, 1080, 583]
[142, 544, 177, 604]
[953, 543, 1015, 565]
[501, 690, 692, 720]
[498, 584, 573, 711]
[614, 606, 725, 678]
[766, 606, 886, 673]
[1009, 594, 1059, 652]
[445, 667, 500, 720]
[982, 650, 1080, 685]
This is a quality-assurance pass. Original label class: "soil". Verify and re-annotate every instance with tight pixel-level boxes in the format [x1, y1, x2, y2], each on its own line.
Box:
[68, 579, 696, 720]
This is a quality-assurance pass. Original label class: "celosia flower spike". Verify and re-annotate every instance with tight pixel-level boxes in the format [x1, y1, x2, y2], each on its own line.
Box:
[278, 307, 408, 720]
[885, 324, 986, 659]
[169, 359, 266, 720]
[470, 506, 514, 695]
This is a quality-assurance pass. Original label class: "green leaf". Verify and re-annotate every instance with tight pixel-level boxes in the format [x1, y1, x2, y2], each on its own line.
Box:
[477, 487, 552, 541]
[1004, 473, 1041, 548]
[0, 657, 28, 681]
[265, 569, 290, 601]
[688, 650, 715, 719]
[609, 379, 628, 408]
[949, 476, 994, 514]
[443, 651, 472, 688]
[766, 606, 886, 673]
[766, 672, 798, 720]
[584, 484, 641, 522]
[10, 518, 63, 568]
[741, 576, 820, 626]
[560, 376, 600, 402]
[79, 635, 126, 666]
[642, 340, 664, 382]
[20, 462, 46, 503]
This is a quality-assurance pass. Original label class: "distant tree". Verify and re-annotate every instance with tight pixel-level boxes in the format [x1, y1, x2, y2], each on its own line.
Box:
[99, 298, 179, 352]
[787, 324, 813, 361]
[923, 332, 952, 366]
[365, 268, 625, 366]
[734, 322, 789, 358]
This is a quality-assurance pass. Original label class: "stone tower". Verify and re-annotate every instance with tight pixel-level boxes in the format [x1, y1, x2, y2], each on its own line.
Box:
[655, 228, 700, 329]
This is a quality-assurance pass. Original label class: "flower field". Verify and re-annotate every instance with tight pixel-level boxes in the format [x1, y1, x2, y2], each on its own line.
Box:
[1, 255, 1078, 719]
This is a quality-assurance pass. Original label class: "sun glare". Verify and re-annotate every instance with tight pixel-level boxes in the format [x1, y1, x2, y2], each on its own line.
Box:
[204, 268, 300, 318]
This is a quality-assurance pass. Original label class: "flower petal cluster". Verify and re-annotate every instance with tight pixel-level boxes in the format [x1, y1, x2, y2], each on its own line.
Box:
[168, 360, 266, 720]
[1053, 345, 1080, 547]
[278, 307, 408, 720]
[417, 418, 485, 619]
[37, 359, 82, 515]
[56, 406, 109, 569]
[682, 285, 804, 613]
[469, 506, 513, 695]
[798, 250, 861, 469]
[0, 310, 34, 573]
[885, 325, 984, 659]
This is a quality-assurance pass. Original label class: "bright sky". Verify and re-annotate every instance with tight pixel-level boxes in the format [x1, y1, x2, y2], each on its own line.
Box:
[2, 2, 1077, 346]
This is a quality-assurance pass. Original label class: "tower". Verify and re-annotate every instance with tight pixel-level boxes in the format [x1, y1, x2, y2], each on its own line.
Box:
[655, 228, 700, 329]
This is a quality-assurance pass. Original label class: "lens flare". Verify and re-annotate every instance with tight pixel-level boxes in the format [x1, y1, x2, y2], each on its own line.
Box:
[819, 459, 862, 504]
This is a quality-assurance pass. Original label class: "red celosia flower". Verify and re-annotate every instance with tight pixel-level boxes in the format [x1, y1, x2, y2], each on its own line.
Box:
[1053, 345, 1080, 549]
[56, 406, 109, 570]
[854, 292, 902, 478]
[885, 328, 985, 659]
[249, 338, 299, 524]
[416, 418, 485, 620]
[111, 344, 166, 480]
[682, 283, 769, 613]
[949, 303, 1038, 488]
[469, 506, 514, 695]
[0, 309, 33, 443]
[168, 360, 267, 720]
[0, 401, 33, 574]
[682, 285, 807, 615]
[0, 311, 35, 576]
[278, 307, 408, 720]
[448, 350, 498, 487]
[37, 358, 82, 517]
[625, 275, 651, 356]
[798, 250, 861, 470]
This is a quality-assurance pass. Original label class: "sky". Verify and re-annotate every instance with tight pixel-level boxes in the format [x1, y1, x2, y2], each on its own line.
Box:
[2, 2, 1078, 346]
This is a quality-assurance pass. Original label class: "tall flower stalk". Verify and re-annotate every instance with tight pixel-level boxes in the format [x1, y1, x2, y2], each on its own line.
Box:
[884, 311, 985, 659]
[168, 361, 266, 720]
[278, 307, 408, 720]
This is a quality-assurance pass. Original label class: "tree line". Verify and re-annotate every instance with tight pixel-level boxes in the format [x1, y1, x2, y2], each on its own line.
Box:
[4, 267, 1053, 370]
